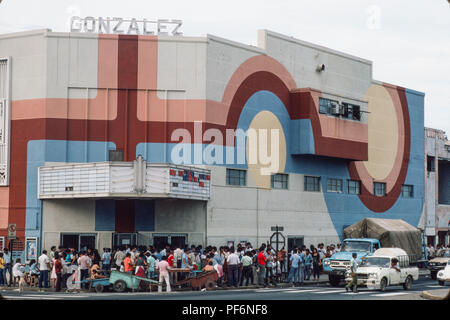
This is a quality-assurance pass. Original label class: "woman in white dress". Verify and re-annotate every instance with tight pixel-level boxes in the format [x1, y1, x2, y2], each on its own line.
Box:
[50, 257, 57, 288]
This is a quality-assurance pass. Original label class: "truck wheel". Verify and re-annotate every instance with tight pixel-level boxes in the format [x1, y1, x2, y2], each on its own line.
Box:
[379, 278, 387, 292]
[430, 272, 437, 280]
[438, 280, 445, 286]
[403, 276, 412, 290]
[329, 275, 341, 287]
[113, 280, 127, 293]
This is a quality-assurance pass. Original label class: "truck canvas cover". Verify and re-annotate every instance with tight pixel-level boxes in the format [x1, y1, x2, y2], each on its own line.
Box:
[343, 218, 422, 260]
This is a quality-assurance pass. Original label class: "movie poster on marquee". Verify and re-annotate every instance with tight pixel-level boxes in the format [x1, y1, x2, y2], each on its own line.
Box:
[26, 237, 38, 261]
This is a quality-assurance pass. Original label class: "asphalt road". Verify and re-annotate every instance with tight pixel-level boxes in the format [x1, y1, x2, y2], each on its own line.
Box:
[1, 277, 446, 300]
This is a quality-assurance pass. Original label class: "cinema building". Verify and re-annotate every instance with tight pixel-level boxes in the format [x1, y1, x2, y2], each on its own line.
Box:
[0, 27, 425, 259]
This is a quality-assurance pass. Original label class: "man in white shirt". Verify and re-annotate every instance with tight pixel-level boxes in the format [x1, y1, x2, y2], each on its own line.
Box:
[227, 250, 240, 287]
[38, 250, 50, 291]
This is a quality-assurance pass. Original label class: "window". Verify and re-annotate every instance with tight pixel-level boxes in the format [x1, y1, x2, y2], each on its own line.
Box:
[319, 98, 331, 114]
[401, 184, 414, 198]
[348, 180, 361, 195]
[226, 169, 246, 186]
[427, 155, 435, 172]
[109, 149, 124, 161]
[327, 178, 343, 193]
[373, 182, 386, 197]
[304, 176, 320, 192]
[271, 173, 288, 189]
[342, 103, 361, 121]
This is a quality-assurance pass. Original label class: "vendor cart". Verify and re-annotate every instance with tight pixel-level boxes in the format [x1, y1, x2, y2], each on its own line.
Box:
[109, 270, 161, 292]
[173, 270, 219, 291]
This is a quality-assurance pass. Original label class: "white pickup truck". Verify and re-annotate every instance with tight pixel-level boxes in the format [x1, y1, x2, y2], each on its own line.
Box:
[345, 248, 419, 292]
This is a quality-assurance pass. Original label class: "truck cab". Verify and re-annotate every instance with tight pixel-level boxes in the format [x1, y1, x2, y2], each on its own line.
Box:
[323, 238, 381, 286]
[345, 248, 419, 291]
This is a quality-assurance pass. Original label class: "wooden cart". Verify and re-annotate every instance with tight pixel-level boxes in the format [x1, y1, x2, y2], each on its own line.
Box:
[172, 270, 219, 291]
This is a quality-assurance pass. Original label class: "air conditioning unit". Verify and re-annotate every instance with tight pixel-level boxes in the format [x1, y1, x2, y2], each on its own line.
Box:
[330, 103, 341, 115]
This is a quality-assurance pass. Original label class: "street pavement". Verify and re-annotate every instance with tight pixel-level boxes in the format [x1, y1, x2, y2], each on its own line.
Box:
[1, 276, 446, 300]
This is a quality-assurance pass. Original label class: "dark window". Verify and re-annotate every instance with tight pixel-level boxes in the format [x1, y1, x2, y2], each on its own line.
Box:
[327, 178, 343, 193]
[373, 182, 386, 197]
[226, 169, 246, 186]
[352, 105, 361, 121]
[401, 184, 414, 198]
[271, 173, 288, 189]
[342, 103, 361, 121]
[304, 176, 320, 192]
[109, 149, 124, 161]
[348, 180, 361, 195]
[427, 155, 435, 172]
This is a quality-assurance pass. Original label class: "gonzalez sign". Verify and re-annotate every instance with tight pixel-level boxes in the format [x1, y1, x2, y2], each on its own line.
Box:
[70, 16, 183, 36]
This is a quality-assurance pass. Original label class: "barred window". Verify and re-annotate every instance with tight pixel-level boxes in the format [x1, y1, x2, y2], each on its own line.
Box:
[401, 185, 414, 198]
[327, 178, 343, 193]
[373, 182, 386, 197]
[271, 173, 288, 190]
[304, 176, 320, 192]
[226, 169, 246, 186]
[348, 180, 361, 195]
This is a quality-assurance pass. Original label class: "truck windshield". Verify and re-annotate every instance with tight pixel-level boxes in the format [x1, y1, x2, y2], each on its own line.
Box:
[341, 241, 371, 252]
[361, 257, 390, 267]
[438, 251, 450, 257]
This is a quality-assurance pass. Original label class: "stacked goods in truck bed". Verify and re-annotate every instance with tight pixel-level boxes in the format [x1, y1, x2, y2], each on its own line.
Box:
[343, 218, 422, 261]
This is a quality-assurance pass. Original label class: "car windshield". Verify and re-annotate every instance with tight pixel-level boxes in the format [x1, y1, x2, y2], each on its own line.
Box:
[438, 251, 450, 257]
[361, 257, 390, 267]
[341, 241, 371, 252]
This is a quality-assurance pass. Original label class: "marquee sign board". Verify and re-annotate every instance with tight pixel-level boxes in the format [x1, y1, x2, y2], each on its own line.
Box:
[70, 16, 183, 36]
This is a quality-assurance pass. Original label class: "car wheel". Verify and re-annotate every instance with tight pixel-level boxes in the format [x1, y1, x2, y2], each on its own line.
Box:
[95, 283, 104, 293]
[379, 277, 387, 292]
[438, 280, 445, 286]
[403, 276, 412, 290]
[113, 280, 127, 293]
[430, 272, 437, 280]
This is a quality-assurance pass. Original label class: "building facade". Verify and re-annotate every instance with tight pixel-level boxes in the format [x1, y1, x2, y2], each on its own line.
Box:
[424, 127, 450, 246]
[0, 28, 425, 259]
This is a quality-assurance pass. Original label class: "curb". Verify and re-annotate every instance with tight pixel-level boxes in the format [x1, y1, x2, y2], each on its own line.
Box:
[420, 290, 450, 301]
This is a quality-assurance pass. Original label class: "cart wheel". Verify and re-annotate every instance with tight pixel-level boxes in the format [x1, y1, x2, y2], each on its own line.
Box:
[205, 279, 216, 291]
[113, 280, 127, 293]
[95, 284, 104, 293]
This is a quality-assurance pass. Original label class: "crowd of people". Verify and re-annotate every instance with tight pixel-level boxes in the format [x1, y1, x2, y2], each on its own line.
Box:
[0, 242, 342, 292]
[1, 241, 447, 292]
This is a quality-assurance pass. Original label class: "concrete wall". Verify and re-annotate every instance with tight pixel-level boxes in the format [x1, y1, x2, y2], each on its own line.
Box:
[206, 165, 340, 248]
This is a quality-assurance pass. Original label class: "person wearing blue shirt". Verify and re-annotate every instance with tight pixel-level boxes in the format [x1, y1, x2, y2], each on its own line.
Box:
[102, 248, 111, 272]
[298, 249, 306, 285]
[304, 249, 313, 280]
[287, 249, 300, 286]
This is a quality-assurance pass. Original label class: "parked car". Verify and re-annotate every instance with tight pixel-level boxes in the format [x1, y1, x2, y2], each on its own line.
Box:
[345, 248, 419, 292]
[429, 249, 450, 280]
[437, 260, 450, 286]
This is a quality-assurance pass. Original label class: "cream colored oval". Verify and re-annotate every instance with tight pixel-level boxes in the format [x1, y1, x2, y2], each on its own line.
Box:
[363, 84, 399, 181]
[246, 111, 287, 189]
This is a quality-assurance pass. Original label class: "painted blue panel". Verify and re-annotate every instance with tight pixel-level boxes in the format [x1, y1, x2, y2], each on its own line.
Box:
[291, 119, 315, 155]
[134, 200, 155, 231]
[95, 200, 115, 231]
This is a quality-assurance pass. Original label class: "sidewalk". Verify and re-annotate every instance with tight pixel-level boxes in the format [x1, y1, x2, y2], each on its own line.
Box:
[421, 289, 450, 300]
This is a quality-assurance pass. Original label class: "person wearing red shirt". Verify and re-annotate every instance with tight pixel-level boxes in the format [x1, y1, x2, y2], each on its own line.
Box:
[168, 251, 174, 267]
[123, 253, 133, 274]
[54, 253, 63, 292]
[257, 247, 267, 286]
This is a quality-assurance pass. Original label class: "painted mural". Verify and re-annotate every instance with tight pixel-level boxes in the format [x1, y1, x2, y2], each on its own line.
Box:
[1, 33, 424, 249]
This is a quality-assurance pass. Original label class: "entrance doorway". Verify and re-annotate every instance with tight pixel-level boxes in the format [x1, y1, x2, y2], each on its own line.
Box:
[287, 236, 304, 253]
[113, 233, 137, 248]
[153, 234, 187, 250]
[61, 233, 97, 251]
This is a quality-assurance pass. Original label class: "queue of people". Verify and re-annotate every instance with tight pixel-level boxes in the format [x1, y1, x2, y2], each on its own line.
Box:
[0, 241, 341, 292]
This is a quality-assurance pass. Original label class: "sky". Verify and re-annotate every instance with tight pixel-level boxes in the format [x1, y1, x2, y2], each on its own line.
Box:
[0, 0, 449, 135]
